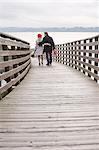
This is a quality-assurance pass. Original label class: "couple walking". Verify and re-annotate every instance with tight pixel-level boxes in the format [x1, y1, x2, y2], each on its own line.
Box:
[35, 32, 55, 66]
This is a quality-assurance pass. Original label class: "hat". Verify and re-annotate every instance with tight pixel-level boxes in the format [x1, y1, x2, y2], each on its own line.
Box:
[37, 34, 42, 38]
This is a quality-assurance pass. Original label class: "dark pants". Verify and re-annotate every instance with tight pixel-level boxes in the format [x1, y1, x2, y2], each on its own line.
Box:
[44, 45, 52, 65]
[46, 51, 52, 65]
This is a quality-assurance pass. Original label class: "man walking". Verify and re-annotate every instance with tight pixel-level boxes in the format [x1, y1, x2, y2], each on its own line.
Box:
[39, 32, 55, 66]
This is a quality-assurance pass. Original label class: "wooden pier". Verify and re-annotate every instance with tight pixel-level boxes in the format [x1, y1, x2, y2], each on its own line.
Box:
[0, 33, 99, 149]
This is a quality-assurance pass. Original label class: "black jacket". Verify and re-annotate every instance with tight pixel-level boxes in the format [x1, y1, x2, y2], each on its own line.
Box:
[39, 35, 55, 52]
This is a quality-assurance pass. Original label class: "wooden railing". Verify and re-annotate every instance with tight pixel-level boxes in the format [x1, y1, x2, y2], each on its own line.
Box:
[54, 35, 99, 83]
[0, 33, 31, 98]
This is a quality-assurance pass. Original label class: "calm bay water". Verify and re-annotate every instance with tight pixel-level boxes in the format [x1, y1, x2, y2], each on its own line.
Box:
[6, 32, 98, 48]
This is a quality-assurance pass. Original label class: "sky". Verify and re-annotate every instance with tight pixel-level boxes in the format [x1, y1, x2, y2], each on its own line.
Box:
[0, 0, 99, 28]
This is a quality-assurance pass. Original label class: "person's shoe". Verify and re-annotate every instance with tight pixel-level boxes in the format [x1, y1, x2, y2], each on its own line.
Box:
[39, 63, 40, 66]
[41, 62, 43, 65]
[46, 63, 49, 66]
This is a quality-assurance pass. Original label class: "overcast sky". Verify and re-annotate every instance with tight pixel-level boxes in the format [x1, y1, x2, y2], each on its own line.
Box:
[0, 0, 99, 27]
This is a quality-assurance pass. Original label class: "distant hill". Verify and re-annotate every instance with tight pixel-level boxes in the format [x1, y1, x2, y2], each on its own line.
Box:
[0, 27, 99, 32]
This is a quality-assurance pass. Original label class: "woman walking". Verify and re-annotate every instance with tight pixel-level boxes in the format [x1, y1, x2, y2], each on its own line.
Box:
[35, 34, 43, 66]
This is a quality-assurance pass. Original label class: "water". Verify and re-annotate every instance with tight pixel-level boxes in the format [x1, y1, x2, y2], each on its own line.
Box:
[6, 32, 98, 48]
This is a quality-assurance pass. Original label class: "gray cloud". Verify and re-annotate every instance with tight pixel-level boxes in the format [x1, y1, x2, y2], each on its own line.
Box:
[0, 0, 98, 27]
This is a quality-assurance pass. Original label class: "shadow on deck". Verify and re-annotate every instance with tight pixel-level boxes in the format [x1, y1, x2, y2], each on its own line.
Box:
[0, 58, 99, 150]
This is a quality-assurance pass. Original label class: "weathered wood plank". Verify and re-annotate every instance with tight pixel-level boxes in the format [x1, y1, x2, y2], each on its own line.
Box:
[59, 41, 99, 47]
[0, 58, 99, 149]
[0, 64, 30, 94]
[0, 55, 30, 69]
[0, 50, 31, 56]
[0, 59, 31, 81]
[0, 37, 29, 48]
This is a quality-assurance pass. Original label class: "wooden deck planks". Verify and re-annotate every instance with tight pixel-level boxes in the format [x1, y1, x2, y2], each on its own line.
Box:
[0, 58, 99, 150]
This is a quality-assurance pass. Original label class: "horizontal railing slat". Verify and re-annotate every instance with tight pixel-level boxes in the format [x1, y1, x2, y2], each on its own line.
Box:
[68, 58, 99, 71]
[0, 33, 31, 98]
[55, 34, 99, 83]
[0, 64, 30, 94]
[0, 55, 30, 69]
[0, 59, 31, 81]
[69, 63, 99, 80]
[58, 49, 99, 54]
[58, 54, 99, 63]
[0, 50, 31, 56]
[0, 38, 29, 48]
[58, 41, 99, 47]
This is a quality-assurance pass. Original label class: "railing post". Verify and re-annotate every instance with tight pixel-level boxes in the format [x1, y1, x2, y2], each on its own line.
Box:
[3, 44, 12, 93]
[55, 34, 99, 84]
[63, 45, 64, 64]
[66, 44, 67, 65]
[74, 42, 77, 69]
[58, 46, 59, 62]
[94, 36, 98, 83]
[0, 45, 2, 88]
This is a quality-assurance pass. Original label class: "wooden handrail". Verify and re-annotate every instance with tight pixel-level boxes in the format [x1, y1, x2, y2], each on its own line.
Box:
[0, 38, 30, 48]
[0, 59, 30, 81]
[54, 34, 99, 83]
[0, 55, 30, 69]
[0, 64, 30, 94]
[0, 33, 31, 98]
[0, 50, 31, 56]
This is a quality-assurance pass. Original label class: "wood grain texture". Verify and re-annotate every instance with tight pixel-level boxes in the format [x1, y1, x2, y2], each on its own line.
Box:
[0, 60, 31, 81]
[0, 38, 29, 48]
[0, 58, 99, 150]
[0, 64, 30, 94]
[0, 50, 31, 56]
[0, 55, 30, 69]
[55, 34, 99, 83]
